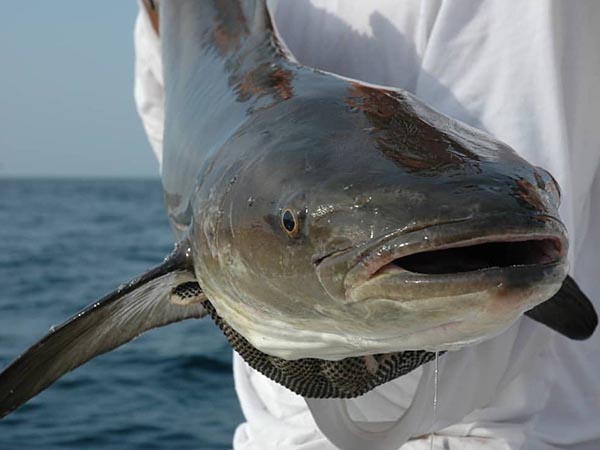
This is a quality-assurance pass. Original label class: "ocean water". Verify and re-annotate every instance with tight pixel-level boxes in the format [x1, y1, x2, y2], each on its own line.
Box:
[0, 178, 244, 450]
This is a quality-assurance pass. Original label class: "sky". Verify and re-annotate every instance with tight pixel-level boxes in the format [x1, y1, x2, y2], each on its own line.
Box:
[0, 2, 159, 178]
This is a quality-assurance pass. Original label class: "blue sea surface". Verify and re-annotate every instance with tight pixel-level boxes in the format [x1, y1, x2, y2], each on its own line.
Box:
[0, 178, 244, 450]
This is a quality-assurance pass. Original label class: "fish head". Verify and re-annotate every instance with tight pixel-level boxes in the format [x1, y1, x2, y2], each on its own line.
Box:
[191, 78, 567, 360]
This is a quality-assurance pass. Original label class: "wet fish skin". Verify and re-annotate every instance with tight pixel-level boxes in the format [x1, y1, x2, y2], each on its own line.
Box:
[159, 0, 574, 359]
[0, 0, 596, 420]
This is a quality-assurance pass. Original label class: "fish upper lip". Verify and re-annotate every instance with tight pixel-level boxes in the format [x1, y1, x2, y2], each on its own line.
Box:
[315, 215, 568, 300]
[313, 217, 475, 268]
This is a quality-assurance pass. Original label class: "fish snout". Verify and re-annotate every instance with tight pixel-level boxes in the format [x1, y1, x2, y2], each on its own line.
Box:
[533, 166, 562, 205]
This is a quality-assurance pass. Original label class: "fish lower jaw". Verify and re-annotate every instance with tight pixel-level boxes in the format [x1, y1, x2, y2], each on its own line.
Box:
[213, 281, 557, 361]
[233, 314, 510, 360]
[209, 262, 565, 361]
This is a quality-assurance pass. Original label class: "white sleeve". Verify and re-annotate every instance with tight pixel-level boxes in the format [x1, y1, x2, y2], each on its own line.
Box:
[134, 1, 164, 170]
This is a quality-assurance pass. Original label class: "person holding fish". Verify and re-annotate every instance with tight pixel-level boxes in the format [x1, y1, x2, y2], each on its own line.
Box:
[131, 2, 600, 449]
[0, 1, 598, 450]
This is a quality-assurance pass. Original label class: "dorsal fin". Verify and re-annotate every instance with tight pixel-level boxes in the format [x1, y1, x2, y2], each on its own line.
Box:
[141, 0, 160, 35]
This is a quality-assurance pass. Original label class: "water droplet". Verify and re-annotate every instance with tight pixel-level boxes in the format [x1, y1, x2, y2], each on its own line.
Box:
[353, 194, 372, 208]
[430, 351, 440, 450]
[226, 176, 238, 193]
[312, 204, 335, 218]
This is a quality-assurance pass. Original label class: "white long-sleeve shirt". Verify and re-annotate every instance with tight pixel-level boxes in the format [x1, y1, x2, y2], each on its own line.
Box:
[134, 2, 600, 449]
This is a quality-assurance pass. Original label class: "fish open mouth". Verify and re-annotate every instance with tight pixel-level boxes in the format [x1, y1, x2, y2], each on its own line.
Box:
[336, 217, 569, 303]
[301, 217, 570, 358]
[375, 237, 564, 277]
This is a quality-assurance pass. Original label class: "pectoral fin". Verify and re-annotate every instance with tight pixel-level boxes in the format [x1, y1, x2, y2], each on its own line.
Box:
[525, 275, 598, 340]
[0, 242, 207, 418]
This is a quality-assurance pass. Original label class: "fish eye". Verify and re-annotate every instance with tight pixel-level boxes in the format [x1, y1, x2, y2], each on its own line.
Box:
[281, 208, 299, 237]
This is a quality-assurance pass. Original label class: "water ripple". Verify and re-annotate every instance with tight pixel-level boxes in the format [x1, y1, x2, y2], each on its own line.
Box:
[0, 179, 243, 450]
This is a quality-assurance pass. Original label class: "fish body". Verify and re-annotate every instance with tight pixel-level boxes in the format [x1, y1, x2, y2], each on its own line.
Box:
[160, 1, 569, 360]
[0, 0, 596, 418]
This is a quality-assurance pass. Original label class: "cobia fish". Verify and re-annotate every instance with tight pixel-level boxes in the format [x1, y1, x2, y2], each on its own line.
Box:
[0, 0, 597, 418]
